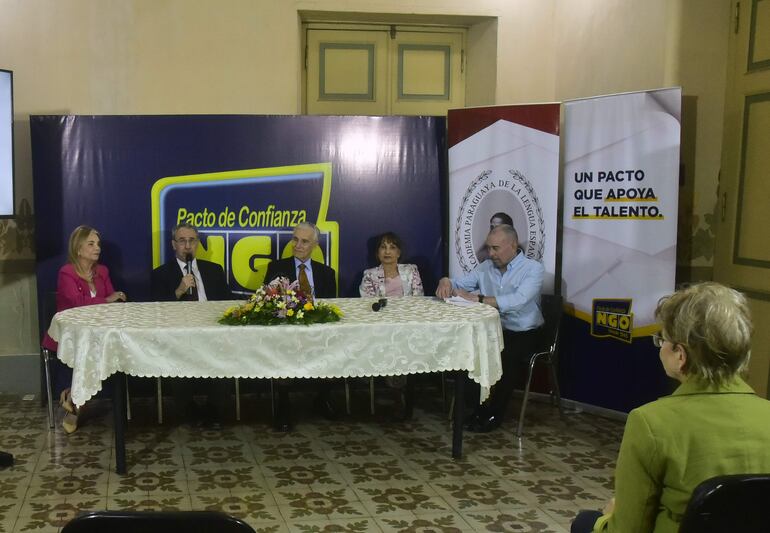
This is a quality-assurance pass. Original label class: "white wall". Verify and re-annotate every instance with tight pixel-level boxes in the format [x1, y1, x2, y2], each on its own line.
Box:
[0, 0, 730, 386]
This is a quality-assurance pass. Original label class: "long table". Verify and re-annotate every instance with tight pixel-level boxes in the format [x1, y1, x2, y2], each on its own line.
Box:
[48, 296, 504, 474]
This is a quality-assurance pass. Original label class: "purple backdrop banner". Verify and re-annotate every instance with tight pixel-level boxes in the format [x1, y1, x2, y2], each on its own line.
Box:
[32, 115, 446, 309]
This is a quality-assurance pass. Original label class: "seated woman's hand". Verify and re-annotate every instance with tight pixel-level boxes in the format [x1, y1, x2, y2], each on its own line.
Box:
[106, 291, 127, 303]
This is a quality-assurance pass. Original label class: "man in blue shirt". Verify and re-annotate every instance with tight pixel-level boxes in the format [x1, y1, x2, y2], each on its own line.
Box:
[436, 224, 544, 432]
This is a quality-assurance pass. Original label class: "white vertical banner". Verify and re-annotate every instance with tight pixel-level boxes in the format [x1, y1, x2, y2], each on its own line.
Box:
[562, 88, 681, 342]
[447, 105, 560, 293]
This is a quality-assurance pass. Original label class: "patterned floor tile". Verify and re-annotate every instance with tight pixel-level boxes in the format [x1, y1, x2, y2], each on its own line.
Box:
[263, 462, 344, 490]
[191, 491, 281, 522]
[461, 507, 569, 532]
[287, 517, 382, 533]
[407, 457, 494, 482]
[375, 511, 473, 532]
[0, 392, 626, 533]
[188, 464, 268, 493]
[515, 474, 606, 508]
[356, 483, 451, 517]
[16, 496, 107, 532]
[27, 470, 109, 501]
[274, 487, 367, 521]
[106, 466, 187, 498]
[431, 479, 532, 512]
[253, 440, 327, 465]
[335, 458, 419, 486]
[35, 447, 112, 473]
[106, 493, 192, 512]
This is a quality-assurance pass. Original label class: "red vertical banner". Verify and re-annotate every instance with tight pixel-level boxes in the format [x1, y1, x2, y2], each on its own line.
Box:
[447, 104, 560, 292]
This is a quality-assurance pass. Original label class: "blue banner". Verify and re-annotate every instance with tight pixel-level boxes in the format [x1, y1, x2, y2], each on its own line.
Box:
[32, 115, 446, 305]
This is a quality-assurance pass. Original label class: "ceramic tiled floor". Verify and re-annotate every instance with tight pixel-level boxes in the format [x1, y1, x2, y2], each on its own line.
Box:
[0, 385, 623, 532]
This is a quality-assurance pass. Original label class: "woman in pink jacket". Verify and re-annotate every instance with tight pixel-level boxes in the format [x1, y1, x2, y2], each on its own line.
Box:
[42, 225, 126, 433]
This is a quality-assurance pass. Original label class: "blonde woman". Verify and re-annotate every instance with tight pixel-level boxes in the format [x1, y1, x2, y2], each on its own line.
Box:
[572, 282, 770, 533]
[42, 225, 126, 433]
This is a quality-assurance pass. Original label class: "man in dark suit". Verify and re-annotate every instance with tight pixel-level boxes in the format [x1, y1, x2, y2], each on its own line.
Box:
[264, 222, 338, 431]
[151, 222, 233, 424]
[151, 223, 231, 302]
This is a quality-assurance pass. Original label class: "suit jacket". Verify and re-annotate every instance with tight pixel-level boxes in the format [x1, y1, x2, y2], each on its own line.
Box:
[151, 259, 232, 302]
[264, 257, 337, 298]
[594, 377, 770, 533]
[359, 263, 424, 297]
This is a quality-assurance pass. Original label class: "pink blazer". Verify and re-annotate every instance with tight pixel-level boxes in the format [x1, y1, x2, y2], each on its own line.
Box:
[41, 263, 116, 351]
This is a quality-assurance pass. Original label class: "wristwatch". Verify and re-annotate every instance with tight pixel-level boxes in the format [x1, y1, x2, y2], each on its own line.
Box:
[478, 294, 484, 303]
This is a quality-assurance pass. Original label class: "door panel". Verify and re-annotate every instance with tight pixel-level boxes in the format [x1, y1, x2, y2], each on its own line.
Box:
[305, 26, 465, 116]
[306, 29, 389, 115]
[392, 31, 465, 116]
[715, 0, 770, 397]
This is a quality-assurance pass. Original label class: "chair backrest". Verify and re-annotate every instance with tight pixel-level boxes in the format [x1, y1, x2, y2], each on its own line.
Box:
[538, 294, 564, 354]
[679, 474, 770, 533]
[61, 511, 256, 533]
[39, 290, 58, 343]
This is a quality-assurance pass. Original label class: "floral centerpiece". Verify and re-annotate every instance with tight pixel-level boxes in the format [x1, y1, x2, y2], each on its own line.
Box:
[219, 276, 343, 326]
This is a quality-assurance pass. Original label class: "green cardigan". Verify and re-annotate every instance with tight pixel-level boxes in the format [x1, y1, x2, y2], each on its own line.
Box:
[594, 377, 770, 533]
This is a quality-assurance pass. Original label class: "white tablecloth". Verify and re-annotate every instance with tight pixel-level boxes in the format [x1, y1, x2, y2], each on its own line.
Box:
[48, 296, 504, 406]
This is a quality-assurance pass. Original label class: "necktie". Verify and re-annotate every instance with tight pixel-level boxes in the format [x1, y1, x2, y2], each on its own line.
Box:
[298, 263, 312, 296]
[185, 264, 199, 301]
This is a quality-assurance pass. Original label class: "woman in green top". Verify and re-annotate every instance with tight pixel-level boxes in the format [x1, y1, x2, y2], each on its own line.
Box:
[572, 282, 770, 533]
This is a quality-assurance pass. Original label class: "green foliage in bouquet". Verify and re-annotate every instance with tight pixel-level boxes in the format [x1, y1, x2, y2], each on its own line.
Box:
[219, 276, 343, 326]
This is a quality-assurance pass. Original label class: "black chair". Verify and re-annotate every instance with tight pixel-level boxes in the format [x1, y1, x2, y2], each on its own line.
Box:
[40, 291, 59, 428]
[61, 511, 256, 533]
[679, 474, 770, 533]
[40, 291, 158, 428]
[515, 293, 564, 438]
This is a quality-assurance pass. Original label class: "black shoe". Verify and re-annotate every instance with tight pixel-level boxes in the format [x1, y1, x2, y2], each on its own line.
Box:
[313, 396, 338, 421]
[463, 412, 481, 431]
[468, 414, 502, 433]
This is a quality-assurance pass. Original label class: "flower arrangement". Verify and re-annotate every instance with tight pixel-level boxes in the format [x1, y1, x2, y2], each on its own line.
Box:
[219, 276, 343, 326]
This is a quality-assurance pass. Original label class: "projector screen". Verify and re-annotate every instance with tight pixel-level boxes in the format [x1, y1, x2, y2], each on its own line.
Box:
[0, 69, 14, 217]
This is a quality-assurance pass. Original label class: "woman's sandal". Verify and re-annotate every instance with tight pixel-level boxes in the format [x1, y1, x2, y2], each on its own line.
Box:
[59, 389, 79, 434]
[62, 412, 78, 434]
[59, 389, 76, 414]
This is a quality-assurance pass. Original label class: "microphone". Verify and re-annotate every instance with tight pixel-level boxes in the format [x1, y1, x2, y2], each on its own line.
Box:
[185, 254, 194, 296]
[372, 298, 388, 312]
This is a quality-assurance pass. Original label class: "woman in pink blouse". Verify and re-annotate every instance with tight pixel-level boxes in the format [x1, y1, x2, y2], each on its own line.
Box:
[42, 225, 126, 433]
[359, 232, 424, 298]
[358, 232, 423, 417]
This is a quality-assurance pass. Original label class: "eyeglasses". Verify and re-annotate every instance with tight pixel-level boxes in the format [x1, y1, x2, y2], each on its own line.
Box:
[175, 238, 198, 245]
[652, 333, 668, 348]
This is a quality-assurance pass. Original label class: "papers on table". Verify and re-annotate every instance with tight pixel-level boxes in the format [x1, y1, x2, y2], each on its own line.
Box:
[444, 296, 479, 307]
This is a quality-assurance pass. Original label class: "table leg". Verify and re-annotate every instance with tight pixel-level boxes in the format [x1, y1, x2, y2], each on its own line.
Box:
[452, 371, 464, 459]
[112, 372, 127, 474]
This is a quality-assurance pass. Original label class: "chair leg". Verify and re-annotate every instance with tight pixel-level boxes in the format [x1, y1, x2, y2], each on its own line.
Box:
[126, 385, 132, 421]
[344, 379, 351, 415]
[441, 371, 448, 413]
[547, 355, 564, 416]
[369, 377, 375, 415]
[235, 378, 241, 421]
[156, 377, 163, 424]
[43, 350, 55, 429]
[270, 379, 275, 417]
[516, 354, 539, 438]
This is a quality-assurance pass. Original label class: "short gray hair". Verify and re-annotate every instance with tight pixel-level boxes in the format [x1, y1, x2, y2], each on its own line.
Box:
[171, 222, 198, 240]
[295, 222, 320, 243]
[490, 224, 518, 244]
[655, 282, 752, 386]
